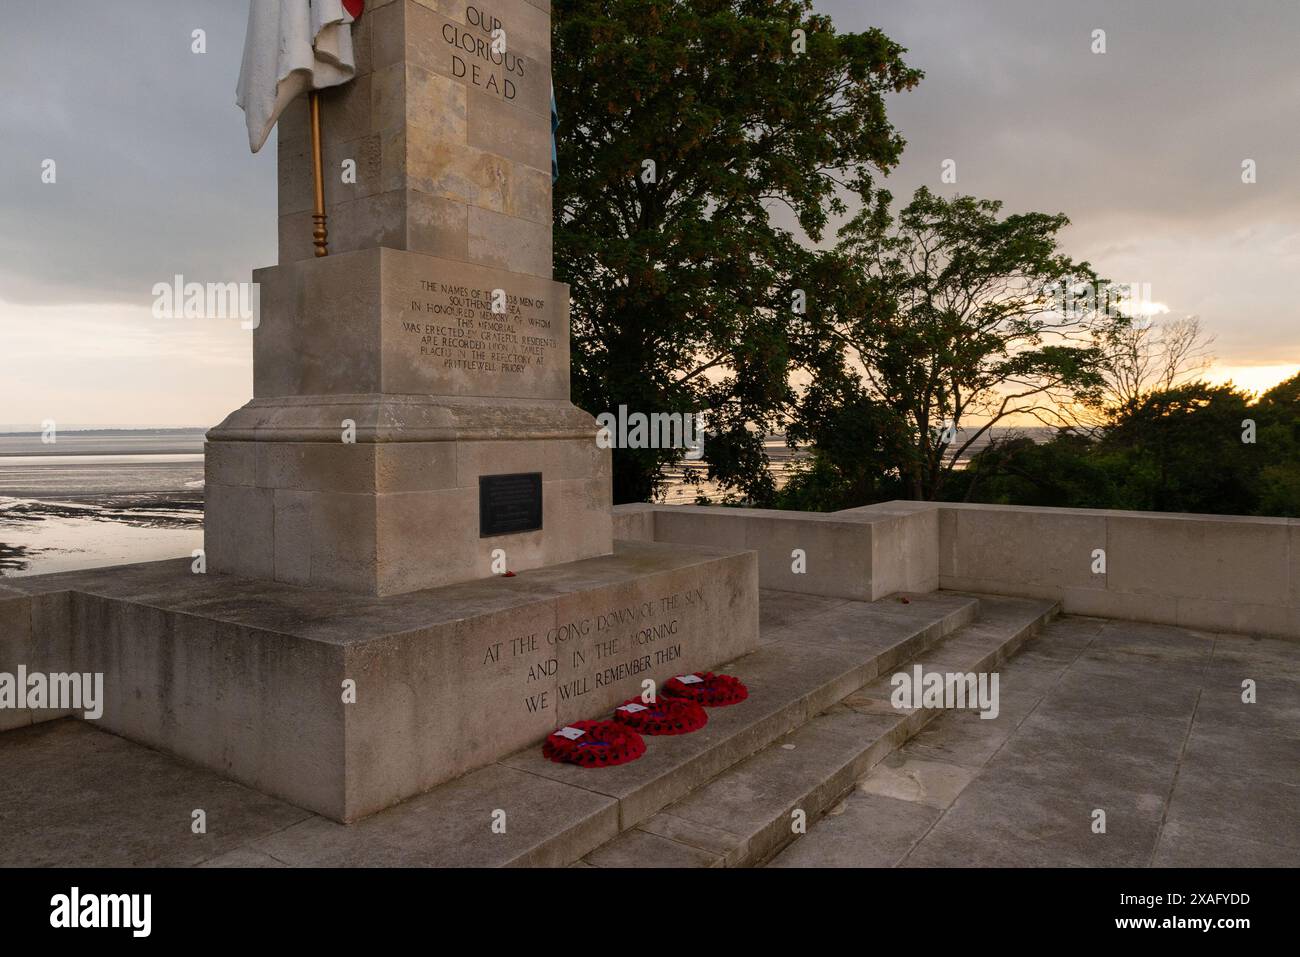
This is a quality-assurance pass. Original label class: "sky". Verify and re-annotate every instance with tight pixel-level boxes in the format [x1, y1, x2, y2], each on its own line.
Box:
[1, 0, 1297, 428]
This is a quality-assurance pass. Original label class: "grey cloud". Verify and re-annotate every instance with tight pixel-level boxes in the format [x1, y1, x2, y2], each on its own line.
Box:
[1, 0, 1296, 361]
[0, 0, 274, 307]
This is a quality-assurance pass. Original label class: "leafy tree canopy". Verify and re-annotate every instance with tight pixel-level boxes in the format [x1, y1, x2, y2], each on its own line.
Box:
[795, 186, 1118, 502]
[946, 376, 1300, 517]
[554, 0, 921, 503]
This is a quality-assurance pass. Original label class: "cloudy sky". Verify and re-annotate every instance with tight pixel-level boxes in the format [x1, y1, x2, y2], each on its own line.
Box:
[1, 0, 1297, 427]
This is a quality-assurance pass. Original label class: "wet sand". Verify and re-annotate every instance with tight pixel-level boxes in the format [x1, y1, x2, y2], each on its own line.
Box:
[0, 493, 204, 577]
[0, 431, 205, 577]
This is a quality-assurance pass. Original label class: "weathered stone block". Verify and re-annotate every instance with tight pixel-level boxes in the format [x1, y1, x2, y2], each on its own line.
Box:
[1107, 513, 1290, 605]
[6, 544, 760, 822]
[281, 0, 553, 267]
[467, 204, 552, 277]
[612, 503, 656, 542]
[246, 247, 570, 402]
[946, 504, 1107, 591]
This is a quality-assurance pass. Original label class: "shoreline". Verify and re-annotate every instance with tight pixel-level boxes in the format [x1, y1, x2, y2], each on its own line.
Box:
[0, 490, 204, 577]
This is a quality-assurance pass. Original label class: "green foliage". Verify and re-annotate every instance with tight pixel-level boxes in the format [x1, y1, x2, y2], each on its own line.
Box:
[551, 3, 1296, 519]
[808, 186, 1117, 502]
[1250, 374, 1300, 516]
[775, 366, 909, 510]
[950, 376, 1300, 517]
[553, 0, 921, 503]
[942, 433, 1122, 509]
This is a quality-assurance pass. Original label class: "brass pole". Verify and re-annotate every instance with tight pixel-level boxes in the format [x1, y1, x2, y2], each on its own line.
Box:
[310, 91, 328, 257]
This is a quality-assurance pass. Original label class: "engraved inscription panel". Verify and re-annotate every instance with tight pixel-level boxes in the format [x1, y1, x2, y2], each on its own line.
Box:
[382, 254, 570, 399]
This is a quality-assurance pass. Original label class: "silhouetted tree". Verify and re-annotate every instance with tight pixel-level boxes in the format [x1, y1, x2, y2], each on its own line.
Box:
[554, 0, 921, 503]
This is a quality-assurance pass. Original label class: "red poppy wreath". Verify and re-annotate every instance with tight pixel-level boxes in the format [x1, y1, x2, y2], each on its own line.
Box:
[611, 696, 708, 735]
[662, 672, 749, 707]
[541, 720, 646, 767]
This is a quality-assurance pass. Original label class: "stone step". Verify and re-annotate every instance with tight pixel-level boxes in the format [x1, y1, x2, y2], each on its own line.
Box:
[578, 595, 1059, 868]
[219, 589, 998, 867]
[498, 591, 980, 844]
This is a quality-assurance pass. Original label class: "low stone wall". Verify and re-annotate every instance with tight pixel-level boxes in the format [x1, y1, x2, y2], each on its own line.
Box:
[611, 502, 937, 601]
[616, 501, 1299, 639]
[938, 503, 1298, 638]
[0, 583, 75, 731]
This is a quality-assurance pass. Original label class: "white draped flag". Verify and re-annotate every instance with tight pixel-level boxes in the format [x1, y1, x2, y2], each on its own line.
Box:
[236, 0, 366, 154]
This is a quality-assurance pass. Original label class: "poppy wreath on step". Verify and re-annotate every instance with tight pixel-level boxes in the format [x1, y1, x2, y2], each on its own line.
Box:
[662, 672, 749, 707]
[541, 720, 646, 767]
[611, 696, 708, 735]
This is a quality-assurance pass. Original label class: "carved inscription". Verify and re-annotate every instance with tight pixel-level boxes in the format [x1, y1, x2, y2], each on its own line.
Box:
[442, 5, 527, 101]
[480, 587, 707, 716]
[402, 279, 557, 377]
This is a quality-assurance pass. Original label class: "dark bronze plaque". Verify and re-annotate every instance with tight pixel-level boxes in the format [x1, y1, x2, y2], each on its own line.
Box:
[479, 472, 543, 537]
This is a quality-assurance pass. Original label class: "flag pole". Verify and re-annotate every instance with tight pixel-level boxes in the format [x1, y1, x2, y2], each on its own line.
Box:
[310, 91, 328, 257]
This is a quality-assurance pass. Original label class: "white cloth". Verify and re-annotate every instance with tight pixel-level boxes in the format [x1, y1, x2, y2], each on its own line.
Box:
[236, 0, 359, 153]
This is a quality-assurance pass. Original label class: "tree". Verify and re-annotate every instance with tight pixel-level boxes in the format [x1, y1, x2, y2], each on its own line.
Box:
[1096, 313, 1215, 411]
[1103, 382, 1258, 513]
[1254, 373, 1300, 516]
[941, 432, 1122, 509]
[553, 0, 922, 503]
[776, 365, 913, 510]
[806, 186, 1119, 501]
[951, 377, 1300, 518]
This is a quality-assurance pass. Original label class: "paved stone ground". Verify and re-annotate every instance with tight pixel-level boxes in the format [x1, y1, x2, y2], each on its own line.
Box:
[770, 616, 1300, 867]
[1, 611, 1295, 867]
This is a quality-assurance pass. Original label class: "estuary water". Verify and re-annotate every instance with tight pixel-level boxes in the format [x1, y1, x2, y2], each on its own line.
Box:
[0, 431, 205, 577]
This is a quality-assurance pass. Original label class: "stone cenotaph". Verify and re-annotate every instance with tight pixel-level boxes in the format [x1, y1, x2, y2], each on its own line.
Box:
[1, 0, 760, 823]
[207, 0, 610, 595]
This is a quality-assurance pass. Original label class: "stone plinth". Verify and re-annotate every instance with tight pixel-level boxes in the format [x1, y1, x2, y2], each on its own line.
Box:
[5, 542, 761, 822]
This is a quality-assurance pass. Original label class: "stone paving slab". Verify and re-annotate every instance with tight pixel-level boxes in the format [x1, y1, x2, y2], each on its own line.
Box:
[5, 604, 1292, 868]
[901, 710, 1022, 769]
[775, 615, 1300, 868]
[1151, 820, 1299, 867]
[1007, 705, 1191, 767]
[768, 793, 941, 868]
[1181, 723, 1300, 786]
[983, 734, 1180, 805]
[771, 591, 978, 655]
[1192, 673, 1300, 738]
[1091, 619, 1217, 662]
[758, 588, 851, 635]
[855, 752, 977, 810]
[634, 813, 747, 865]
[585, 820, 723, 868]
[1162, 763, 1300, 851]
[0, 721, 311, 868]
[581, 596, 1059, 867]
[901, 775, 1166, 868]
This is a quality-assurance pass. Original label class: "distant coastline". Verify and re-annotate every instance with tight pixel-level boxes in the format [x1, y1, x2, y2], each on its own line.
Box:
[0, 428, 207, 459]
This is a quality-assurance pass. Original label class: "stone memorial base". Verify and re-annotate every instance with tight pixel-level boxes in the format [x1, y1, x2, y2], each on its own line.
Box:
[204, 246, 615, 597]
[204, 397, 612, 596]
[5, 541, 759, 822]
